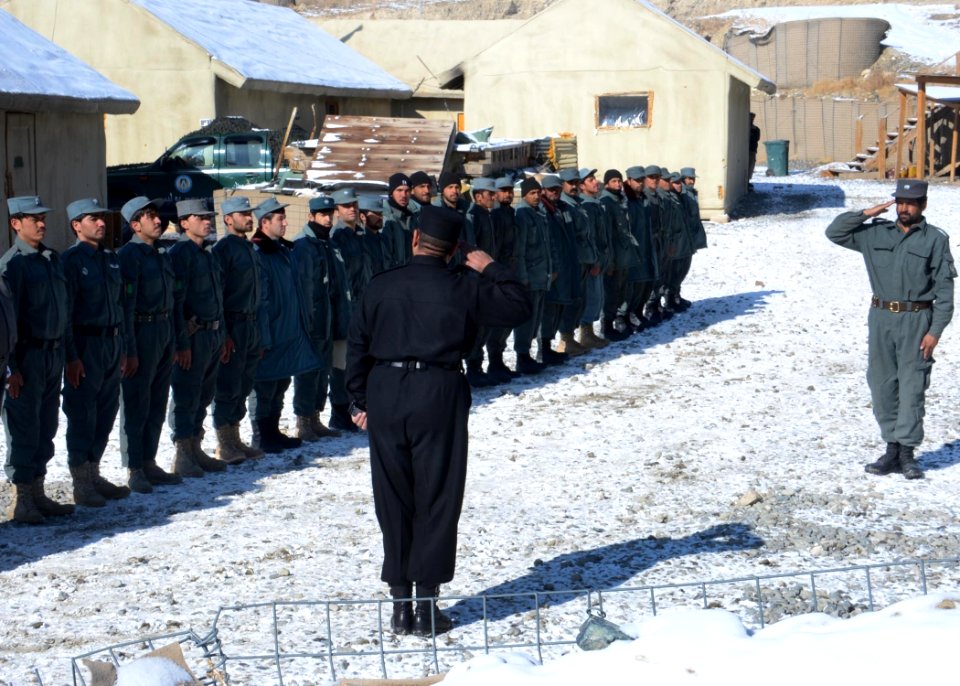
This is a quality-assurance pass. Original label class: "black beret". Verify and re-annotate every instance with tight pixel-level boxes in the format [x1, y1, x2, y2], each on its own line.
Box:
[418, 204, 464, 244]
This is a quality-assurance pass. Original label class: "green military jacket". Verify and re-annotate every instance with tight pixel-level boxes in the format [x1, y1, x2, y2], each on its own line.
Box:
[168, 235, 225, 352]
[562, 192, 600, 266]
[62, 240, 124, 363]
[514, 198, 554, 290]
[117, 234, 175, 359]
[0, 237, 68, 373]
[826, 211, 956, 337]
[600, 189, 641, 271]
[581, 194, 612, 272]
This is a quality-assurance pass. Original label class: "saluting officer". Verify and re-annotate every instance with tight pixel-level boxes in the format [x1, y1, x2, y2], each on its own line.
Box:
[118, 197, 182, 493]
[167, 199, 227, 478]
[346, 204, 531, 636]
[212, 196, 265, 463]
[2, 196, 73, 523]
[62, 198, 130, 508]
[292, 195, 347, 442]
[827, 180, 956, 479]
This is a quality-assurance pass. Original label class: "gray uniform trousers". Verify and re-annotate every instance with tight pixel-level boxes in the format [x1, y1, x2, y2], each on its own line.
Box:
[513, 289, 546, 355]
[120, 320, 174, 470]
[213, 318, 259, 428]
[868, 307, 934, 447]
[64, 336, 121, 468]
[3, 347, 64, 483]
[169, 328, 222, 441]
[293, 339, 333, 416]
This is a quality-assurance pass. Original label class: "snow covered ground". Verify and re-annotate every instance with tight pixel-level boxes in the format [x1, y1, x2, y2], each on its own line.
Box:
[5, 171, 960, 685]
[715, 3, 960, 64]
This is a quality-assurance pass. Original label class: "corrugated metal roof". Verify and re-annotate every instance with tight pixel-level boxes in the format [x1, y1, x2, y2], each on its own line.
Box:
[0, 8, 139, 114]
[131, 0, 411, 99]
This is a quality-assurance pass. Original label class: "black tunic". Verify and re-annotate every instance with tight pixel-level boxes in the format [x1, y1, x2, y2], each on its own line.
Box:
[346, 254, 530, 586]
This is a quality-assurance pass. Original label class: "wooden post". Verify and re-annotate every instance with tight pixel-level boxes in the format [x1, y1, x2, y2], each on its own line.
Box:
[855, 115, 863, 157]
[917, 83, 927, 179]
[895, 90, 906, 180]
[273, 106, 298, 182]
[877, 116, 887, 179]
[952, 107, 959, 182]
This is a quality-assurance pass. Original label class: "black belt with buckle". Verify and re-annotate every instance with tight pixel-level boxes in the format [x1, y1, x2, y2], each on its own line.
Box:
[377, 360, 462, 372]
[75, 324, 120, 338]
[225, 311, 257, 322]
[135, 311, 170, 323]
[192, 318, 220, 331]
[871, 296, 932, 313]
[23, 337, 61, 351]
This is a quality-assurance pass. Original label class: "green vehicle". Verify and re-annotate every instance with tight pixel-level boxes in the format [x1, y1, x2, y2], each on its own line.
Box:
[107, 128, 290, 222]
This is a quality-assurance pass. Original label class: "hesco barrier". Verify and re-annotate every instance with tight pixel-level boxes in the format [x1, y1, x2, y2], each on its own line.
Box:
[751, 94, 899, 164]
[726, 18, 891, 90]
[62, 557, 960, 686]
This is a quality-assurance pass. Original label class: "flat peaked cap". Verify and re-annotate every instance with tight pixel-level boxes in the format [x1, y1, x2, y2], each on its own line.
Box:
[253, 197, 288, 222]
[643, 165, 663, 177]
[625, 166, 646, 180]
[308, 196, 336, 212]
[359, 195, 384, 213]
[66, 198, 108, 222]
[7, 195, 53, 216]
[680, 167, 696, 179]
[541, 175, 562, 189]
[221, 196, 253, 214]
[893, 179, 928, 200]
[121, 196, 159, 223]
[669, 172, 681, 183]
[388, 173, 410, 193]
[495, 176, 515, 189]
[409, 171, 432, 187]
[471, 178, 497, 193]
[176, 198, 216, 218]
[332, 188, 358, 205]
[578, 168, 598, 182]
[419, 204, 463, 244]
[558, 168, 581, 183]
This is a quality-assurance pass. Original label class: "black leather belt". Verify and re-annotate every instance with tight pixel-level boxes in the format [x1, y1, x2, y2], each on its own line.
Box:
[225, 311, 257, 322]
[75, 325, 120, 338]
[135, 311, 170, 322]
[23, 337, 61, 351]
[191, 318, 220, 331]
[377, 360, 462, 372]
[871, 296, 932, 313]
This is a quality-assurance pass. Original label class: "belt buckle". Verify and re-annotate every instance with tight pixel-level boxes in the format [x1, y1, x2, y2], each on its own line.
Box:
[888, 301, 901, 313]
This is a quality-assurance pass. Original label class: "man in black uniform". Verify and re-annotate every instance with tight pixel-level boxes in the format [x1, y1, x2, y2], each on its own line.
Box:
[346, 205, 531, 637]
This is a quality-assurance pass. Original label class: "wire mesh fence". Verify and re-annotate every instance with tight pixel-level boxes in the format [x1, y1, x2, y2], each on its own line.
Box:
[66, 556, 960, 686]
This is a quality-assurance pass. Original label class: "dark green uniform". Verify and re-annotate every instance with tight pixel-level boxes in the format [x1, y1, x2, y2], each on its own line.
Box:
[542, 197, 581, 341]
[212, 233, 261, 429]
[62, 241, 124, 469]
[580, 194, 610, 326]
[599, 189, 640, 329]
[513, 199, 553, 356]
[1, 238, 68, 484]
[118, 235, 175, 470]
[293, 222, 351, 417]
[826, 211, 955, 447]
[486, 202, 519, 361]
[168, 236, 224, 441]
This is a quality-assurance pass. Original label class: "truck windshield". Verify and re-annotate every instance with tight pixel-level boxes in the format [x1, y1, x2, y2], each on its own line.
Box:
[168, 137, 216, 169]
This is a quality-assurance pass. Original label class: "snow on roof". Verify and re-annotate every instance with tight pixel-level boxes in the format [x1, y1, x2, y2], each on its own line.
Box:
[131, 0, 411, 99]
[0, 9, 139, 114]
[714, 3, 960, 65]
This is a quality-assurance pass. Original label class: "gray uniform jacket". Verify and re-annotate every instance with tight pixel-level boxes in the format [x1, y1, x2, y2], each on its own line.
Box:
[514, 199, 554, 290]
[62, 241, 125, 362]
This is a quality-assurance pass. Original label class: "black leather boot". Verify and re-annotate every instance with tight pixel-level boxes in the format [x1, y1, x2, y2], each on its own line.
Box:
[487, 351, 520, 381]
[865, 442, 901, 475]
[412, 586, 453, 637]
[899, 446, 924, 480]
[465, 361, 494, 387]
[329, 403, 359, 433]
[539, 340, 568, 366]
[602, 319, 628, 342]
[390, 584, 413, 635]
[515, 353, 545, 375]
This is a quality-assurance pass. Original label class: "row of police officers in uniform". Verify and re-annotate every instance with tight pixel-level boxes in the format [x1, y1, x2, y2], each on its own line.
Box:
[2, 163, 706, 523]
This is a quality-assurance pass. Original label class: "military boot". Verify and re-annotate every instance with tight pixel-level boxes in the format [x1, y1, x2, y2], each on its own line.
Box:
[310, 412, 341, 438]
[143, 460, 183, 486]
[297, 415, 321, 442]
[70, 464, 106, 508]
[234, 424, 265, 459]
[540, 339, 569, 366]
[579, 324, 609, 349]
[191, 436, 228, 472]
[329, 404, 359, 433]
[487, 351, 520, 381]
[602, 319, 628, 343]
[465, 361, 494, 387]
[127, 469, 154, 494]
[390, 584, 413, 635]
[8, 483, 44, 524]
[273, 417, 303, 450]
[90, 462, 131, 500]
[642, 295, 663, 326]
[31, 475, 75, 517]
[899, 446, 924, 480]
[673, 292, 692, 311]
[865, 442, 901, 476]
[515, 353, 544, 375]
[215, 425, 247, 465]
[173, 439, 204, 479]
[256, 417, 301, 454]
[557, 332, 587, 356]
[412, 586, 453, 637]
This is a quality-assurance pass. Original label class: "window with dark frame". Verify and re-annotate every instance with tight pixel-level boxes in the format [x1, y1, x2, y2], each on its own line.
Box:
[596, 93, 652, 129]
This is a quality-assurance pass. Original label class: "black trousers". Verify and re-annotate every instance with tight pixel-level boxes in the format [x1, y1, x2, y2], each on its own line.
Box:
[367, 365, 472, 587]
